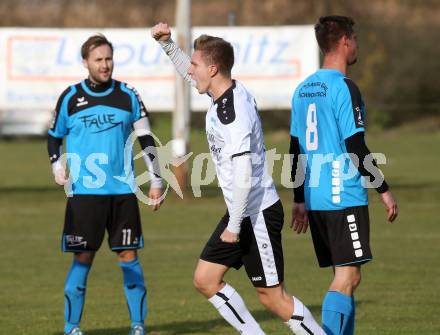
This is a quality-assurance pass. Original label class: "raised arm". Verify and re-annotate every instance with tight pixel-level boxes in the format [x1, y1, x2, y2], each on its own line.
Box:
[151, 22, 195, 86]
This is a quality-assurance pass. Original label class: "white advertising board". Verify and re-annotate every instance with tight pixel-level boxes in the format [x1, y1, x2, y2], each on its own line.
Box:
[0, 26, 318, 112]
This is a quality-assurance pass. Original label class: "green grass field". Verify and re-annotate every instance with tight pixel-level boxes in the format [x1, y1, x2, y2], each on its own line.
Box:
[0, 116, 439, 334]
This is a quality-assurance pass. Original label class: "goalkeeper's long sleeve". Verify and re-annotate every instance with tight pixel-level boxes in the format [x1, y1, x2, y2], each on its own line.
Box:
[133, 117, 163, 189]
[47, 134, 62, 163]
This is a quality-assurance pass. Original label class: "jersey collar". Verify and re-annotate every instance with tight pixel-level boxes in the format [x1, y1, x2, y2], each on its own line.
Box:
[318, 68, 344, 77]
[214, 80, 236, 105]
[81, 79, 115, 97]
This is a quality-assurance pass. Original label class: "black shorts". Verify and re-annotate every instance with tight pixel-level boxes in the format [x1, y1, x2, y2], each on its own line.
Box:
[200, 200, 284, 288]
[62, 194, 143, 252]
[308, 205, 372, 267]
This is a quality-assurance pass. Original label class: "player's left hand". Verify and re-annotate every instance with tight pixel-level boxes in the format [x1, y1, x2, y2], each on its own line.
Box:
[151, 22, 172, 42]
[220, 229, 240, 243]
[380, 190, 398, 222]
[148, 187, 163, 211]
[290, 202, 309, 234]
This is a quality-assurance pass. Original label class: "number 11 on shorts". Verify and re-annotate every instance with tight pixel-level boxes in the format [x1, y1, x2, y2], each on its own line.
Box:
[122, 228, 132, 245]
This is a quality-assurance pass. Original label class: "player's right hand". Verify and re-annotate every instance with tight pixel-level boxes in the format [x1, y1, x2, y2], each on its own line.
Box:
[290, 202, 309, 234]
[151, 22, 171, 42]
[380, 190, 398, 222]
[220, 228, 240, 244]
[148, 186, 163, 211]
[52, 161, 68, 186]
[53, 168, 68, 186]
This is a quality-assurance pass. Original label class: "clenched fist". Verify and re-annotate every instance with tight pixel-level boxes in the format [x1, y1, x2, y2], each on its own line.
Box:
[151, 22, 171, 42]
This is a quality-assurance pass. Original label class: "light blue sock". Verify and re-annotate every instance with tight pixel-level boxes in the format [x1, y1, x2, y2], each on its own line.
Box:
[119, 258, 147, 327]
[64, 260, 91, 334]
[322, 291, 354, 335]
[347, 296, 355, 335]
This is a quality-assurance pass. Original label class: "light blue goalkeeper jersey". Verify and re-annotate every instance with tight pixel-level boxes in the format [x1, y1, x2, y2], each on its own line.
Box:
[48, 79, 146, 195]
[290, 69, 368, 210]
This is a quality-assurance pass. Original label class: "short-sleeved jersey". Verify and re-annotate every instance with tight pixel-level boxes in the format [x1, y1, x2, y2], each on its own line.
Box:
[206, 80, 279, 215]
[290, 69, 368, 210]
[48, 79, 148, 195]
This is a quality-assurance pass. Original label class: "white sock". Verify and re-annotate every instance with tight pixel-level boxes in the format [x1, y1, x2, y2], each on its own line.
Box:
[285, 296, 325, 335]
[208, 283, 265, 335]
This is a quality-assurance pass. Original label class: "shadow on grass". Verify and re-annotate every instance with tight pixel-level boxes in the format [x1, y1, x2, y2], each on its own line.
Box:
[54, 306, 329, 335]
[385, 180, 437, 190]
[0, 185, 60, 194]
[2, 178, 438, 198]
[176, 180, 440, 201]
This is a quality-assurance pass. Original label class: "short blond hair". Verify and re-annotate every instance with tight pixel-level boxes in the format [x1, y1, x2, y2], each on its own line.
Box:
[193, 35, 234, 76]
